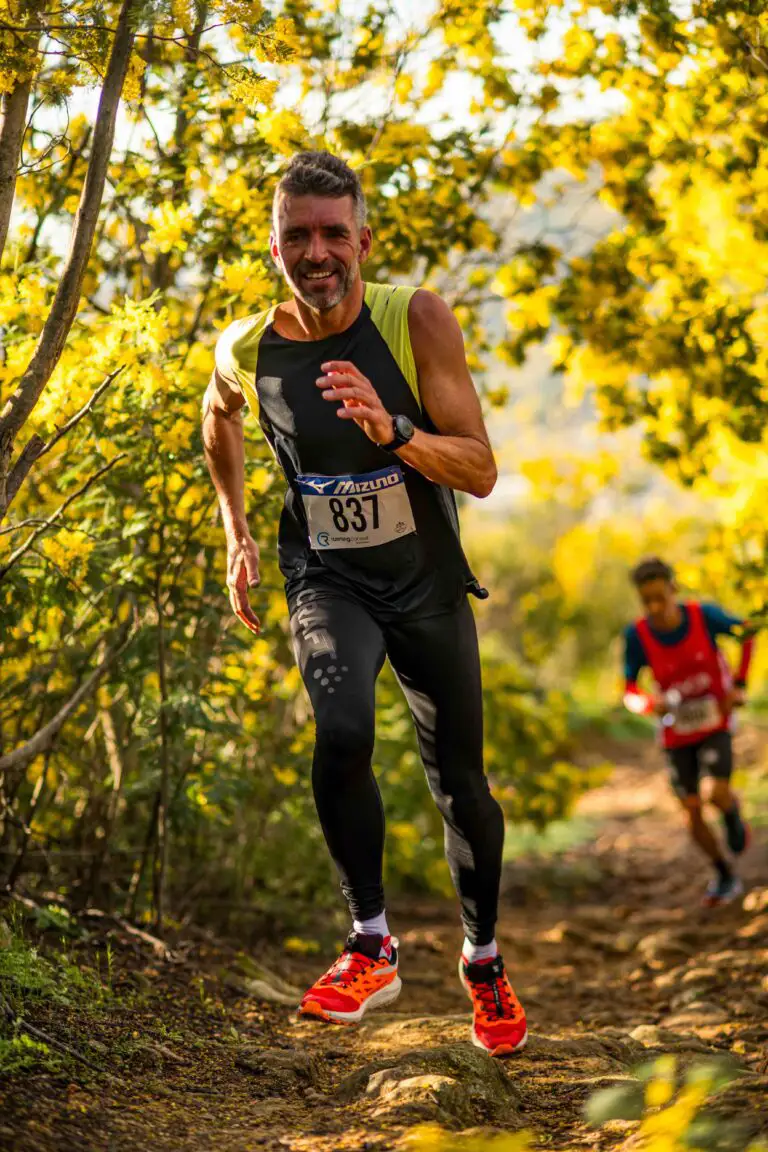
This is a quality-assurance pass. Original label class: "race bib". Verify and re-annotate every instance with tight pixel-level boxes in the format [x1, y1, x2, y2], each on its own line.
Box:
[297, 465, 416, 550]
[673, 695, 722, 736]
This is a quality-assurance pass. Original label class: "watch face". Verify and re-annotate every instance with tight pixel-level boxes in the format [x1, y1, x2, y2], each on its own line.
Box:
[394, 415, 415, 441]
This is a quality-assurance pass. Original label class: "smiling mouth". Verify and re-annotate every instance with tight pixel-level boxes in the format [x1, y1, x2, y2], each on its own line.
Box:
[301, 269, 338, 284]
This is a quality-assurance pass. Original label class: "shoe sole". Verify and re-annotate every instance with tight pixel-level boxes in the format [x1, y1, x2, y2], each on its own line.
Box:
[470, 1026, 529, 1057]
[298, 975, 402, 1024]
[458, 960, 528, 1058]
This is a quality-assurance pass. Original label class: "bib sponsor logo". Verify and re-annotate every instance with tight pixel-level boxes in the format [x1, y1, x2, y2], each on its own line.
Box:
[304, 478, 336, 495]
[331, 470, 401, 496]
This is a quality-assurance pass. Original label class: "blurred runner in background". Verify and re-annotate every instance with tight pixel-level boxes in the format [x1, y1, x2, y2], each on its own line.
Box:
[623, 557, 756, 906]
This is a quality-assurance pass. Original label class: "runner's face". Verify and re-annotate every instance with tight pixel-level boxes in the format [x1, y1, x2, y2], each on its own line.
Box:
[639, 578, 678, 629]
[271, 195, 371, 311]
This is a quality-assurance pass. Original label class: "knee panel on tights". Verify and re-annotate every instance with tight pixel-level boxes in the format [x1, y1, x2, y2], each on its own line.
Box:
[313, 713, 376, 778]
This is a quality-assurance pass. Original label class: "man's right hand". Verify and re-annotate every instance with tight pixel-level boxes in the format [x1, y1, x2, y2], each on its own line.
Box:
[227, 533, 261, 634]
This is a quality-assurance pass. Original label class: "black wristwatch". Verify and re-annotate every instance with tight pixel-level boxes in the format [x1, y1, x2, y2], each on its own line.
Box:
[380, 414, 415, 452]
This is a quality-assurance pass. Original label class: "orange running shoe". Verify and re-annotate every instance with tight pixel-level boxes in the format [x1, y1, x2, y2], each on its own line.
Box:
[298, 932, 401, 1024]
[459, 953, 528, 1056]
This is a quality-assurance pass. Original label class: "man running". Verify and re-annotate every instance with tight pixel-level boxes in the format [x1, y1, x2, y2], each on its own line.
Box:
[623, 557, 754, 906]
[202, 151, 526, 1055]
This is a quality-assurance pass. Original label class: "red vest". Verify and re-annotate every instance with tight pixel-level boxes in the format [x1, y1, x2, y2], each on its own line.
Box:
[636, 602, 731, 749]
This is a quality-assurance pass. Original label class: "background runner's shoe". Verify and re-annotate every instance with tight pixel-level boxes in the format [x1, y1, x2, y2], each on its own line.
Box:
[701, 875, 744, 907]
[298, 932, 401, 1024]
[459, 954, 528, 1057]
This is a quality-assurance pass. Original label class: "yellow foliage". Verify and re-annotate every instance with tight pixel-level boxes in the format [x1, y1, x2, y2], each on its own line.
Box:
[402, 1125, 532, 1150]
[143, 203, 195, 257]
[257, 109, 307, 154]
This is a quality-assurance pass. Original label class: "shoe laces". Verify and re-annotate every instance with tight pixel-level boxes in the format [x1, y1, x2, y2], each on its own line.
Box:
[468, 958, 521, 1021]
[320, 948, 373, 988]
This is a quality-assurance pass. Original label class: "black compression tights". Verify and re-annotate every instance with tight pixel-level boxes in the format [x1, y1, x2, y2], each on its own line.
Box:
[289, 590, 504, 945]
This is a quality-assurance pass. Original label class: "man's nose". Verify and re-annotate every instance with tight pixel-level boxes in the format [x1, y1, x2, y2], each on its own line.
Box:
[305, 231, 329, 264]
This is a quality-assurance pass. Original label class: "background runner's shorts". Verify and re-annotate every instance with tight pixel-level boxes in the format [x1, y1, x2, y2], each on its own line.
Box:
[665, 730, 733, 799]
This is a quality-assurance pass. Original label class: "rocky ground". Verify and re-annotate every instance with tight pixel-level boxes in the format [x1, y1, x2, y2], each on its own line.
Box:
[1, 736, 766, 1151]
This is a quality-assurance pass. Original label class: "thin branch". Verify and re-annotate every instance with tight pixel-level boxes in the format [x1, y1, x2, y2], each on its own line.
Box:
[0, 623, 138, 775]
[0, 993, 121, 1082]
[0, 517, 47, 536]
[29, 545, 100, 606]
[39, 366, 124, 460]
[0, 453, 126, 582]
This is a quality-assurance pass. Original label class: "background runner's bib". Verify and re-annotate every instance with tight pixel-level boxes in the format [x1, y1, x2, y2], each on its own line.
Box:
[636, 602, 731, 749]
[297, 465, 416, 550]
[673, 695, 721, 736]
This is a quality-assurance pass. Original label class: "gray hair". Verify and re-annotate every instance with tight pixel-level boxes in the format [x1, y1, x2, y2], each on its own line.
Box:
[272, 151, 367, 230]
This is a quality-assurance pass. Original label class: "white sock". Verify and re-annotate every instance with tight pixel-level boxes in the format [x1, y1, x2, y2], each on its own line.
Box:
[353, 911, 390, 939]
[463, 938, 498, 963]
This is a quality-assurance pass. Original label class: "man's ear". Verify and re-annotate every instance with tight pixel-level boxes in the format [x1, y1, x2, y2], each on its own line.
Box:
[269, 231, 281, 268]
[358, 225, 372, 264]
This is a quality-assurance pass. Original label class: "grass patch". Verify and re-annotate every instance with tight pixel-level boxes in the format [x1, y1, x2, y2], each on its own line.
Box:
[0, 928, 110, 1015]
[0, 1033, 62, 1077]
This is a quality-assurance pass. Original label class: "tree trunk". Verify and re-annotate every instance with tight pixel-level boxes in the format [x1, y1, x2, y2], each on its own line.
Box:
[84, 703, 126, 906]
[0, 73, 34, 262]
[152, 569, 171, 932]
[0, 0, 137, 520]
[5, 749, 52, 892]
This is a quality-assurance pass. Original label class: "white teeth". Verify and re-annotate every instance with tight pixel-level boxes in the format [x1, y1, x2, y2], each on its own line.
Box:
[305, 271, 333, 280]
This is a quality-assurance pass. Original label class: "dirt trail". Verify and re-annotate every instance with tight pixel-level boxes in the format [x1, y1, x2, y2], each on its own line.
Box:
[2, 739, 767, 1151]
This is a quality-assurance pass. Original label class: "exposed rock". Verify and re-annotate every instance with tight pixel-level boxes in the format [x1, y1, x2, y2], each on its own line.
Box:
[235, 1046, 319, 1090]
[737, 913, 768, 941]
[237, 956, 303, 1005]
[636, 930, 697, 966]
[681, 966, 717, 986]
[743, 887, 768, 914]
[244, 977, 301, 1005]
[628, 1024, 713, 1052]
[524, 1032, 645, 1066]
[368, 1072, 477, 1126]
[335, 1043, 521, 1128]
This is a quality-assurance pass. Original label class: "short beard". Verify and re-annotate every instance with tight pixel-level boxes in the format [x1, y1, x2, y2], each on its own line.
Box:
[287, 262, 357, 312]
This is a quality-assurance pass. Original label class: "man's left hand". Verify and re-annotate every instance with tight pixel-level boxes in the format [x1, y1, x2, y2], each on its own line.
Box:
[317, 360, 394, 446]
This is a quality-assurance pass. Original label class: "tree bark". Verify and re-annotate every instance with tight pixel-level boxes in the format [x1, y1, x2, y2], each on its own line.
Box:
[0, 0, 137, 521]
[152, 568, 170, 932]
[5, 748, 52, 891]
[0, 73, 34, 262]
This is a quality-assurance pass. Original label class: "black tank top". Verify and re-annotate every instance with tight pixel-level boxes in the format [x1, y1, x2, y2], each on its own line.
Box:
[214, 283, 483, 618]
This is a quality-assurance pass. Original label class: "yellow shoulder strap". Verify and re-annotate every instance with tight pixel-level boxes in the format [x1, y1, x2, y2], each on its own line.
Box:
[364, 283, 420, 407]
[214, 304, 278, 412]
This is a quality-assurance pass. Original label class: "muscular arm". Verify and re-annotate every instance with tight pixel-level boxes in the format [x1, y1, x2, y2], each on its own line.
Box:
[201, 370, 260, 633]
[398, 291, 497, 498]
[202, 370, 248, 536]
[318, 290, 497, 498]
